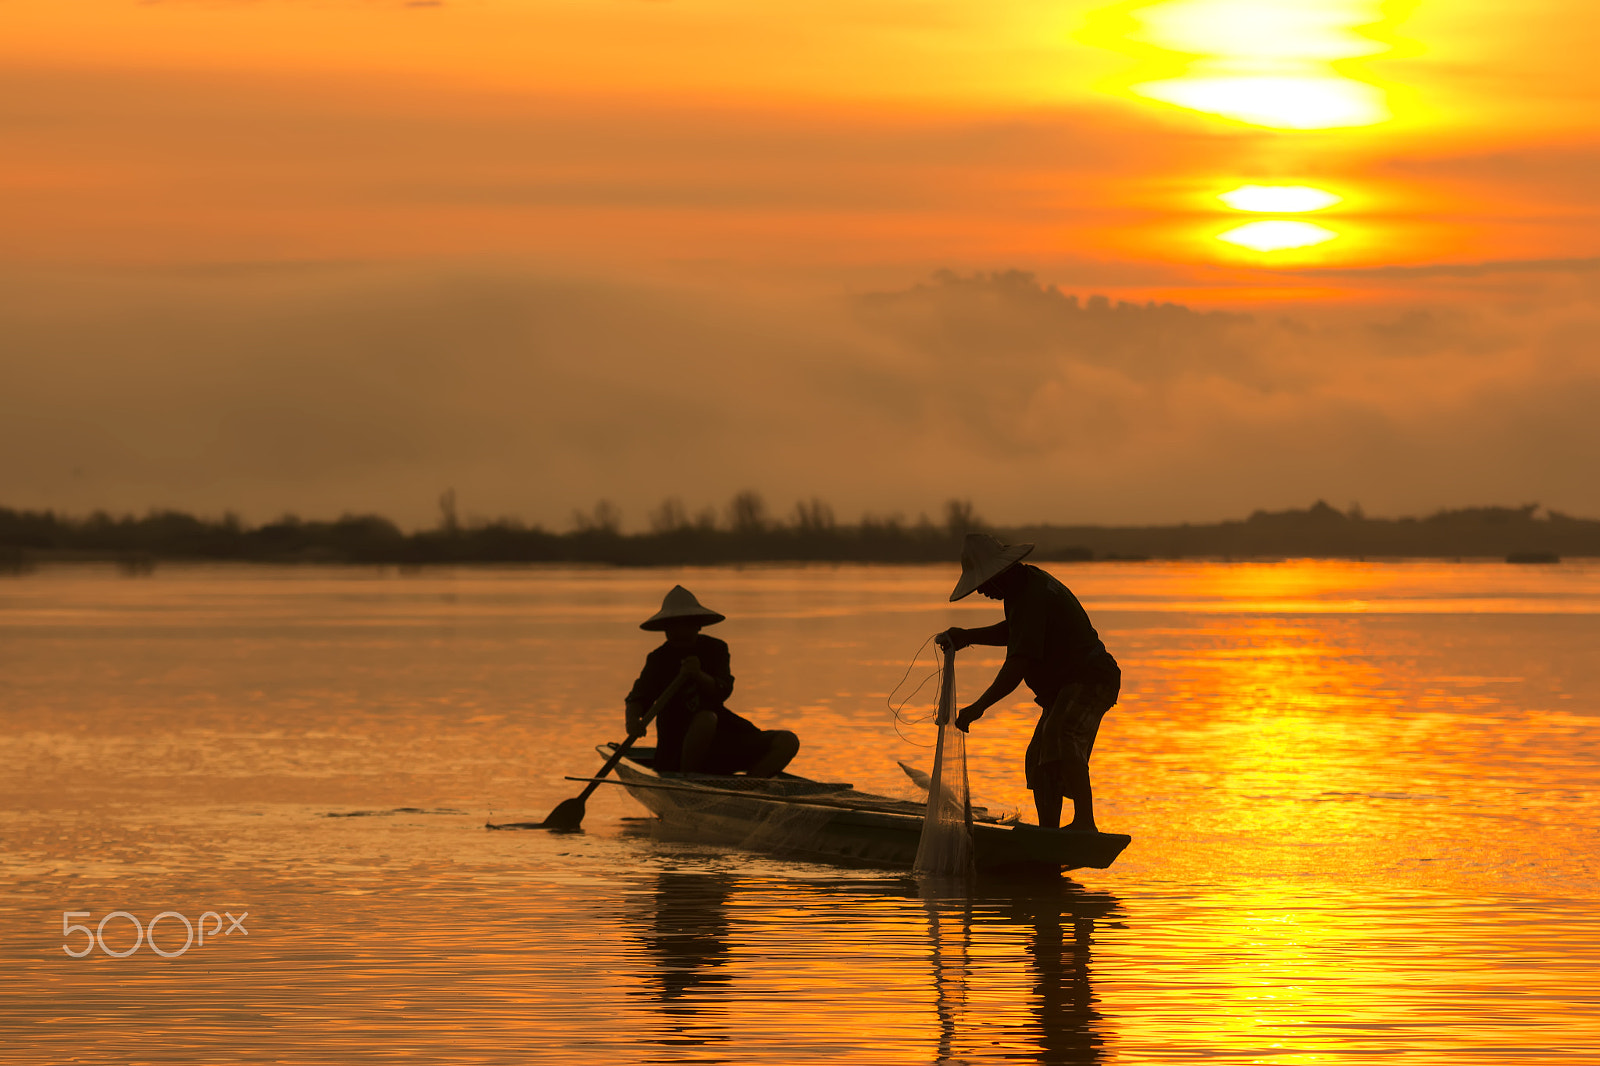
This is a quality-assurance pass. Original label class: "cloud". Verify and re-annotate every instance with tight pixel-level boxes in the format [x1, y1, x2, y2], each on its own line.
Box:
[2, 264, 1597, 528]
[1388, 146, 1600, 207]
[1292, 256, 1600, 278]
[885, 271, 1600, 521]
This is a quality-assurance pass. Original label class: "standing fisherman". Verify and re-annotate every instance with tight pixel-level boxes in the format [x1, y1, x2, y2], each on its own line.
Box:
[937, 533, 1120, 831]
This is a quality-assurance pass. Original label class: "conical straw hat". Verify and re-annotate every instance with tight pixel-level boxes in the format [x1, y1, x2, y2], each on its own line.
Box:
[949, 532, 1034, 601]
[640, 585, 726, 630]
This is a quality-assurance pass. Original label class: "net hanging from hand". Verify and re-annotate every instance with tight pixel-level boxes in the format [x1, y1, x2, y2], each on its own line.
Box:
[913, 647, 975, 880]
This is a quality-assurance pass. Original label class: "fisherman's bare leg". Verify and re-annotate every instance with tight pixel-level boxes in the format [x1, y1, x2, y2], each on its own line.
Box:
[747, 730, 799, 778]
[1063, 757, 1096, 831]
[680, 709, 719, 773]
[1033, 789, 1063, 830]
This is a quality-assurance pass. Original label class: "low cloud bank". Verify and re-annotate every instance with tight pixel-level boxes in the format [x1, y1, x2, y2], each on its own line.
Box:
[2, 264, 1596, 528]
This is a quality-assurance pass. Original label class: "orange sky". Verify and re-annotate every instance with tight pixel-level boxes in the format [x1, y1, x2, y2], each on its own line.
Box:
[3, 0, 1599, 526]
[6, 0, 1598, 293]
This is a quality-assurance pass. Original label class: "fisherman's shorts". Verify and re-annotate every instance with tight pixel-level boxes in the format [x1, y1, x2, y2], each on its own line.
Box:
[1024, 680, 1120, 794]
[704, 710, 771, 775]
[656, 706, 765, 774]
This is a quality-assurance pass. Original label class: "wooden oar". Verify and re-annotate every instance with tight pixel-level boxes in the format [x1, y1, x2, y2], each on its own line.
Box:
[518, 663, 696, 831]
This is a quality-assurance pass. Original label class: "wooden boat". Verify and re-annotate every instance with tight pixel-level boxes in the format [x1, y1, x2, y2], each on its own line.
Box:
[584, 744, 1131, 873]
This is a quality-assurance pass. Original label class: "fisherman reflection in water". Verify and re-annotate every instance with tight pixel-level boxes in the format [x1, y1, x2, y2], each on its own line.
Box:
[627, 586, 799, 776]
[1010, 881, 1114, 1065]
[631, 871, 734, 1037]
[938, 534, 1121, 831]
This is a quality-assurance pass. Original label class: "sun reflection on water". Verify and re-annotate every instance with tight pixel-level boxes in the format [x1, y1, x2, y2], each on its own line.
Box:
[3, 563, 1600, 1061]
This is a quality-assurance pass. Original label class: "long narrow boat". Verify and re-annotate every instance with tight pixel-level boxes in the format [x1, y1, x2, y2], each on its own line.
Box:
[585, 744, 1131, 873]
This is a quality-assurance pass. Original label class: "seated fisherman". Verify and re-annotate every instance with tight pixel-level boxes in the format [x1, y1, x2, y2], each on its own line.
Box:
[626, 585, 800, 777]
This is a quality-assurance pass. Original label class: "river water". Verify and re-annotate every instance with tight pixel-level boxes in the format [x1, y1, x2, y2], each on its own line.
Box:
[3, 560, 1598, 1063]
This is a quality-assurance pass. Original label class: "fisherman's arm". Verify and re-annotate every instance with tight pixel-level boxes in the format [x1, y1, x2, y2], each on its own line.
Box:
[937, 620, 1009, 651]
[624, 670, 659, 735]
[624, 655, 701, 735]
[624, 660, 658, 735]
[953, 652, 1029, 732]
[702, 644, 735, 702]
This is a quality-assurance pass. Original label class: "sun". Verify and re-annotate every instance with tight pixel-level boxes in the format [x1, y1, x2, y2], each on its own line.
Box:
[1217, 220, 1340, 251]
[1085, 0, 1402, 130]
[1134, 74, 1388, 130]
[1218, 185, 1343, 212]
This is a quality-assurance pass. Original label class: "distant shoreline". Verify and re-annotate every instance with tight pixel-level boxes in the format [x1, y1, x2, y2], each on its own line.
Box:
[1, 555, 1582, 575]
[3, 500, 1594, 568]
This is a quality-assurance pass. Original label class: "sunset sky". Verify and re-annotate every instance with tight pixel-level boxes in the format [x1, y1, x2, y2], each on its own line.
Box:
[4, 0, 1598, 528]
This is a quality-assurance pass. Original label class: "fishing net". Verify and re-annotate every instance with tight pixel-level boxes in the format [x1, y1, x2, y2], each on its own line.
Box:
[735, 797, 842, 854]
[641, 781, 839, 854]
[913, 648, 975, 880]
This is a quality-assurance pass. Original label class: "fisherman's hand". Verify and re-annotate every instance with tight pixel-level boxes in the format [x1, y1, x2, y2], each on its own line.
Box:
[693, 667, 726, 697]
[625, 703, 647, 736]
[954, 705, 983, 733]
[936, 628, 969, 652]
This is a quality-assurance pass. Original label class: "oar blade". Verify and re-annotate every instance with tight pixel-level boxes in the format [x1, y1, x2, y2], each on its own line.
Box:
[483, 797, 588, 832]
[538, 796, 588, 831]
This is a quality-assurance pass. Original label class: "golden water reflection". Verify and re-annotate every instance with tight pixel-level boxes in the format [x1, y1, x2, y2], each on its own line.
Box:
[4, 562, 1599, 1061]
[11, 852, 1598, 1063]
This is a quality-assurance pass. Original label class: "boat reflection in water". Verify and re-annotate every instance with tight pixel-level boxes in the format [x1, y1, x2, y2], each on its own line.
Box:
[625, 866, 1120, 1063]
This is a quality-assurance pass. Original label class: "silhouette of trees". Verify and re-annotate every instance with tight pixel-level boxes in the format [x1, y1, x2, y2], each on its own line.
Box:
[1011, 500, 1595, 560]
[2, 496, 1596, 567]
[945, 498, 981, 538]
[648, 497, 691, 535]
[792, 498, 835, 535]
[572, 499, 622, 536]
[438, 489, 460, 535]
[725, 490, 768, 535]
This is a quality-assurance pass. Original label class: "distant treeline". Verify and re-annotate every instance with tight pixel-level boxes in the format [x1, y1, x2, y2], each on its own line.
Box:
[2, 496, 1596, 568]
[0, 494, 984, 567]
[1017, 501, 1598, 561]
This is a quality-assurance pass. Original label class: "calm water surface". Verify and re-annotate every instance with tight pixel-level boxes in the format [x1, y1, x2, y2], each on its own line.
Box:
[3, 561, 1598, 1063]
